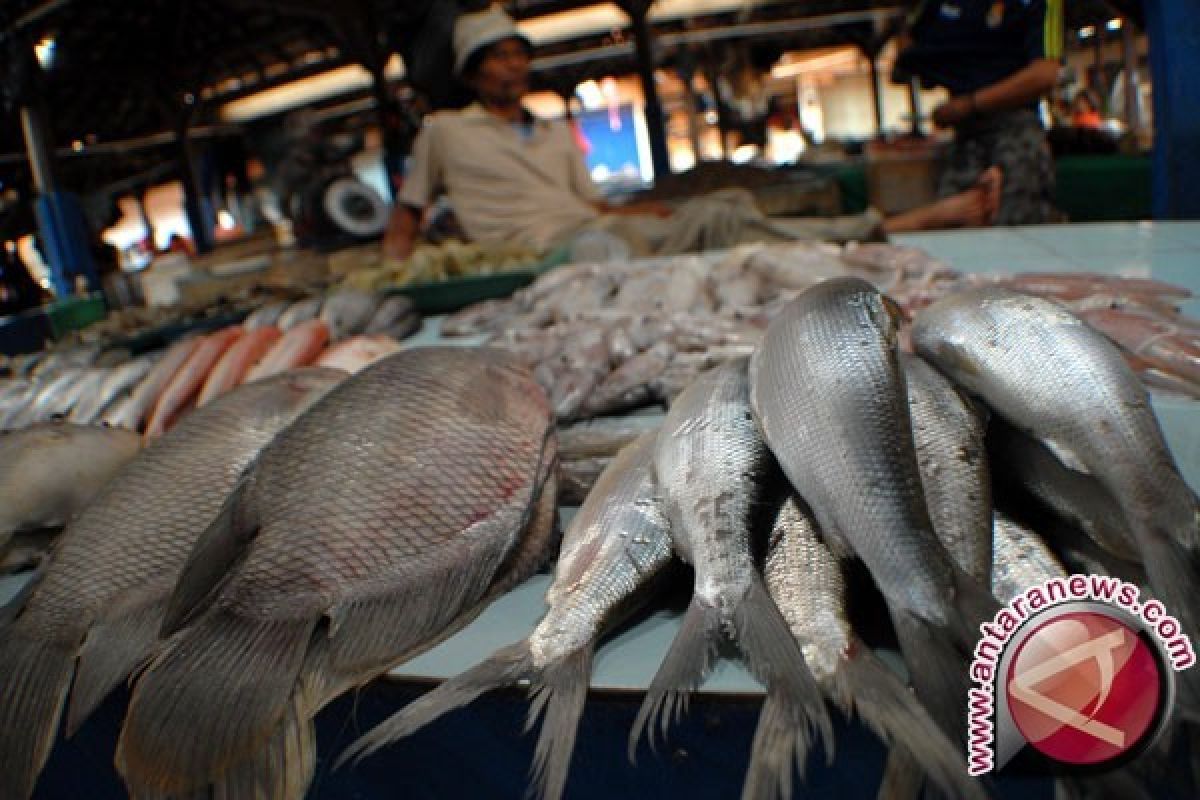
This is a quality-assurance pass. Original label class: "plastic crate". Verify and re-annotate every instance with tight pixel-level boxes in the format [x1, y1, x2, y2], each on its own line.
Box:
[45, 294, 107, 340]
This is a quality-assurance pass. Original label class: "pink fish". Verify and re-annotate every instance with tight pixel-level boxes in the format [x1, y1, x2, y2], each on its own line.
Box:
[314, 334, 401, 374]
[243, 319, 330, 383]
[196, 326, 283, 407]
[102, 337, 204, 431]
[1078, 307, 1200, 388]
[144, 327, 244, 438]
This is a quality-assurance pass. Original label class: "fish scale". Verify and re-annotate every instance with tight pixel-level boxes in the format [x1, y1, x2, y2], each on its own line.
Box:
[116, 347, 559, 800]
[0, 368, 345, 800]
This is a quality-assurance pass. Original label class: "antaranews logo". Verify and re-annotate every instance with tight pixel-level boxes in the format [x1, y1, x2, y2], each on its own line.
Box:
[966, 574, 1195, 775]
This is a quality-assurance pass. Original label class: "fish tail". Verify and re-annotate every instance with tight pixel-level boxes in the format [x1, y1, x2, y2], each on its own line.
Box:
[338, 641, 536, 767]
[834, 643, 986, 800]
[0, 626, 78, 800]
[891, 605, 975, 746]
[116, 608, 315, 797]
[1136, 526, 1200, 720]
[877, 747, 928, 800]
[525, 646, 593, 800]
[628, 596, 722, 762]
[65, 597, 164, 737]
[736, 576, 834, 800]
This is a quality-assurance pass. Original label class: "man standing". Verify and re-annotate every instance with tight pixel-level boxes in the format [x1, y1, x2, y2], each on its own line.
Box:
[894, 0, 1065, 224]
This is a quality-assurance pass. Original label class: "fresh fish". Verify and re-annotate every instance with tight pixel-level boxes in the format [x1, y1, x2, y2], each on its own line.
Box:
[102, 336, 204, 431]
[116, 348, 558, 800]
[343, 432, 674, 800]
[580, 340, 673, 417]
[195, 326, 283, 407]
[363, 295, 415, 334]
[763, 495, 985, 800]
[144, 327, 244, 438]
[9, 368, 86, 427]
[913, 288, 1200, 652]
[633, 359, 832, 800]
[991, 512, 1067, 605]
[68, 355, 158, 425]
[1077, 306, 1200, 388]
[277, 296, 323, 330]
[557, 413, 663, 461]
[320, 288, 381, 340]
[242, 318, 330, 383]
[557, 456, 611, 505]
[541, 327, 611, 421]
[0, 423, 141, 545]
[55, 368, 108, 420]
[0, 369, 345, 800]
[243, 301, 289, 330]
[315, 334, 401, 374]
[901, 353, 992, 582]
[986, 419, 1138, 560]
[750, 278, 997, 742]
[0, 380, 34, 428]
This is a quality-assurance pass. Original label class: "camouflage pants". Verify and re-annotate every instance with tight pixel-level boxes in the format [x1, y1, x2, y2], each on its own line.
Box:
[939, 109, 1062, 225]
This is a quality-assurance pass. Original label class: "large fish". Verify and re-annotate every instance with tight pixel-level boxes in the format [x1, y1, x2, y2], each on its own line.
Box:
[900, 353, 993, 582]
[116, 348, 558, 800]
[634, 358, 832, 800]
[342, 432, 674, 800]
[991, 512, 1067, 605]
[102, 336, 203, 431]
[763, 495, 985, 800]
[749, 278, 997, 742]
[0, 423, 141, 546]
[67, 355, 159, 425]
[912, 287, 1200, 704]
[144, 326, 244, 438]
[0, 369, 345, 800]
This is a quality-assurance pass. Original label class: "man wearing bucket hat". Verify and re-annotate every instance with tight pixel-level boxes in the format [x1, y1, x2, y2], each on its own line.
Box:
[384, 4, 1008, 262]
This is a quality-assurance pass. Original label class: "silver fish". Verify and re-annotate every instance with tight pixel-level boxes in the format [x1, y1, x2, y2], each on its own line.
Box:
[101, 336, 201, 431]
[277, 296, 323, 330]
[635, 358, 832, 800]
[913, 287, 1200, 691]
[991, 512, 1067, 605]
[557, 413, 663, 461]
[243, 301, 289, 330]
[901, 353, 993, 582]
[343, 432, 674, 800]
[319, 288, 381, 340]
[363, 295, 415, 335]
[0, 423, 141, 545]
[764, 495, 985, 800]
[581, 340, 674, 417]
[10, 368, 87, 427]
[116, 348, 558, 800]
[0, 368, 345, 800]
[67, 355, 159, 425]
[749, 278, 997, 742]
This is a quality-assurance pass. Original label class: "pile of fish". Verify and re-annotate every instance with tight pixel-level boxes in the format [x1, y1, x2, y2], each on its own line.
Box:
[441, 241, 1200, 419]
[0, 276, 1195, 799]
[0, 290, 420, 435]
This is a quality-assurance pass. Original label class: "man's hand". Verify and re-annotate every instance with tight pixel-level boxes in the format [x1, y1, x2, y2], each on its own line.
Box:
[932, 93, 976, 128]
[382, 205, 420, 262]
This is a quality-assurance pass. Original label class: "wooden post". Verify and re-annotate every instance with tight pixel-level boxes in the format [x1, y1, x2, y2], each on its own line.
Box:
[619, 0, 671, 180]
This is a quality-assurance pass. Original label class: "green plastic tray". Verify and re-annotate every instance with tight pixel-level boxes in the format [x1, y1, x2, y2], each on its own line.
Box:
[386, 270, 539, 314]
[45, 294, 107, 339]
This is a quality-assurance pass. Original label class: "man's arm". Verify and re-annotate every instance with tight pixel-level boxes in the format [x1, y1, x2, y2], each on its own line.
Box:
[382, 204, 422, 261]
[593, 199, 674, 218]
[933, 59, 1060, 127]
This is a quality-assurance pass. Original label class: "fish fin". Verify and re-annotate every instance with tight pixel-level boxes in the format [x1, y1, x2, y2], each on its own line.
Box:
[161, 478, 257, 637]
[736, 576, 834, 800]
[628, 596, 722, 762]
[835, 641, 985, 800]
[338, 641, 536, 767]
[891, 609, 971, 744]
[116, 608, 315, 796]
[1135, 527, 1200, 720]
[0, 557, 49, 625]
[0, 627, 77, 800]
[877, 747, 927, 800]
[65, 594, 164, 737]
[525, 646, 593, 800]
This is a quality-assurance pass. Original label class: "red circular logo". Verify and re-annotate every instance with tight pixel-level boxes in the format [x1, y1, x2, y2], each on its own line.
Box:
[1005, 610, 1163, 766]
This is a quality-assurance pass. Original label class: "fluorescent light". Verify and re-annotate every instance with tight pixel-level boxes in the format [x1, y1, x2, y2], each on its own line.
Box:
[1079, 26, 1096, 38]
[220, 55, 405, 122]
[34, 37, 56, 69]
[1107, 19, 1122, 31]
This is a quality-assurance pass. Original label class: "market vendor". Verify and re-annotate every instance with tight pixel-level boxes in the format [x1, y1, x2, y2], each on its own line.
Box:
[893, 0, 1064, 224]
[384, 4, 1006, 262]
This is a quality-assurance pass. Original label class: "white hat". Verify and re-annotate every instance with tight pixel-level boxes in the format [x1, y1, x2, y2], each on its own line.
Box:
[453, 5, 532, 77]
